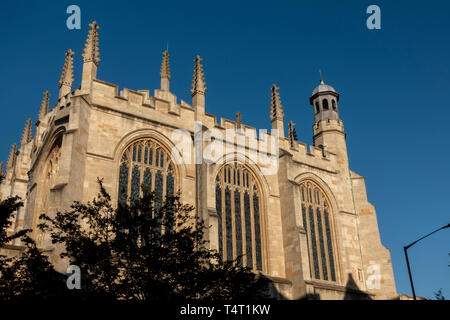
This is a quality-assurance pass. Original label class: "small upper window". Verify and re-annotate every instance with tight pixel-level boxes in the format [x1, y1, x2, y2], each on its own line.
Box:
[315, 102, 320, 113]
[332, 100, 336, 110]
[323, 99, 329, 110]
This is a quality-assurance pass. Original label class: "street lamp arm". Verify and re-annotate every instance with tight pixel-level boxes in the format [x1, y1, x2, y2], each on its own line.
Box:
[404, 223, 450, 300]
[404, 223, 450, 250]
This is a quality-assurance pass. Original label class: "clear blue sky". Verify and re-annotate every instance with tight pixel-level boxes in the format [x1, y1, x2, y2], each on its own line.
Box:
[1, 0, 449, 299]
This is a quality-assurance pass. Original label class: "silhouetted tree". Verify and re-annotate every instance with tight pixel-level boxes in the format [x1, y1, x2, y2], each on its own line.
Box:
[434, 288, 446, 300]
[39, 179, 269, 301]
[0, 236, 66, 300]
[0, 174, 66, 300]
[0, 174, 26, 247]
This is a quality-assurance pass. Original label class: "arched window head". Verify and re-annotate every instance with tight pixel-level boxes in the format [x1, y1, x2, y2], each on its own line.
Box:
[315, 102, 320, 113]
[300, 180, 337, 282]
[117, 138, 175, 206]
[322, 99, 329, 110]
[215, 163, 263, 271]
[37, 135, 63, 247]
[332, 99, 337, 111]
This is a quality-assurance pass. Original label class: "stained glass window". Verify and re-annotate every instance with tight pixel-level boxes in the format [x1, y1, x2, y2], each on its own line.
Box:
[225, 187, 233, 261]
[143, 168, 152, 189]
[155, 171, 163, 210]
[216, 184, 223, 258]
[131, 165, 140, 202]
[166, 167, 174, 197]
[302, 205, 311, 278]
[253, 192, 262, 271]
[215, 163, 263, 271]
[118, 154, 129, 206]
[300, 181, 337, 282]
[324, 208, 336, 281]
[117, 138, 176, 208]
[144, 144, 149, 164]
[244, 192, 253, 268]
[316, 208, 328, 280]
[234, 189, 242, 265]
[309, 205, 320, 279]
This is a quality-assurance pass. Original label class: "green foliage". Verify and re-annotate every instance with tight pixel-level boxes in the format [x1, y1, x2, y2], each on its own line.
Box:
[38, 179, 269, 301]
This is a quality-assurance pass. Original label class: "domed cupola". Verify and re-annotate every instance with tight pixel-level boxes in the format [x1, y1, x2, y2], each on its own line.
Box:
[309, 78, 340, 123]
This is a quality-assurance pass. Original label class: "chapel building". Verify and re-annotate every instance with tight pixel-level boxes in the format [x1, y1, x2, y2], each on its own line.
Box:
[0, 21, 398, 300]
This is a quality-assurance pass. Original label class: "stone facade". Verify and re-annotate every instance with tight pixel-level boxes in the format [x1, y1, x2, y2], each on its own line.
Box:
[0, 22, 398, 300]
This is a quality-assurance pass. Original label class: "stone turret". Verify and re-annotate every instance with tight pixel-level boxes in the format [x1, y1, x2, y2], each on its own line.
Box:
[191, 55, 206, 114]
[288, 120, 297, 148]
[270, 84, 285, 138]
[59, 49, 75, 98]
[160, 50, 171, 92]
[310, 77, 346, 157]
[20, 119, 33, 147]
[236, 112, 242, 130]
[309, 77, 340, 123]
[38, 91, 50, 121]
[81, 21, 100, 90]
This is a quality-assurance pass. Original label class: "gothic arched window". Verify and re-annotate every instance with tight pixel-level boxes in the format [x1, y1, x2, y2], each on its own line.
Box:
[300, 181, 337, 282]
[323, 99, 329, 110]
[117, 138, 175, 206]
[215, 163, 263, 271]
[37, 135, 63, 247]
[332, 99, 337, 111]
[315, 102, 320, 113]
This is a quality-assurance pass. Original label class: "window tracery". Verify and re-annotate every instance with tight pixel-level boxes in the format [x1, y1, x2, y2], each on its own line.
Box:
[118, 138, 175, 205]
[300, 181, 337, 282]
[215, 163, 263, 270]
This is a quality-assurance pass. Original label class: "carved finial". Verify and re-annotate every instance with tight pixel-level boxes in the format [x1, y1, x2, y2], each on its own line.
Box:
[236, 112, 242, 129]
[59, 49, 75, 97]
[191, 55, 206, 96]
[6, 143, 17, 169]
[270, 84, 284, 121]
[319, 69, 324, 84]
[20, 119, 33, 147]
[288, 121, 297, 148]
[82, 21, 100, 65]
[160, 50, 171, 92]
[39, 91, 50, 120]
[160, 50, 171, 80]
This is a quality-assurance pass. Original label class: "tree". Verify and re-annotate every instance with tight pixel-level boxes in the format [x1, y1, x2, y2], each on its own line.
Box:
[0, 174, 26, 247]
[39, 179, 269, 301]
[0, 236, 66, 300]
[434, 288, 446, 300]
[0, 174, 66, 301]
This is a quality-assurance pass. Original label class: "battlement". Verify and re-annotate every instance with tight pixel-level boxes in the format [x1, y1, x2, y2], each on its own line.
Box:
[86, 79, 198, 128]
[313, 119, 345, 135]
[89, 78, 283, 146]
[279, 138, 338, 173]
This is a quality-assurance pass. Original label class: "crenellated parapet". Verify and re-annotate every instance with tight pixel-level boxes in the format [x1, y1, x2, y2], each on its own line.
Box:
[313, 119, 345, 138]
